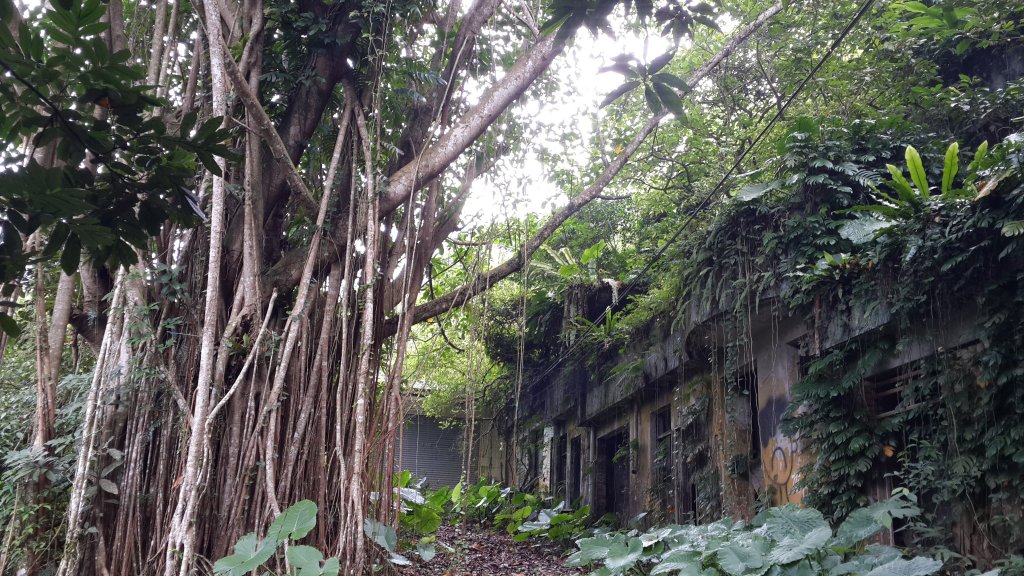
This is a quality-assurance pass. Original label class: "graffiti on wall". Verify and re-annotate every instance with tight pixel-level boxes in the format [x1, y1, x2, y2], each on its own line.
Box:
[758, 395, 803, 505]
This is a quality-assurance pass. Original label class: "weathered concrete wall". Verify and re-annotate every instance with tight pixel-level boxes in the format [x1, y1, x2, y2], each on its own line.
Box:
[754, 342, 804, 506]
[474, 417, 508, 484]
[752, 316, 807, 506]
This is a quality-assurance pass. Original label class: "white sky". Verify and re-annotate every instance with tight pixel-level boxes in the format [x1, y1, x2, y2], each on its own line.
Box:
[461, 31, 674, 225]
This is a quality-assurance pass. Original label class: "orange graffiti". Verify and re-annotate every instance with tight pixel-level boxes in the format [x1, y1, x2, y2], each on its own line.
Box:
[762, 436, 804, 505]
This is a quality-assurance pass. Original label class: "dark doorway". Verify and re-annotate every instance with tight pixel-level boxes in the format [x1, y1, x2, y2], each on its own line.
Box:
[569, 436, 582, 505]
[595, 428, 630, 522]
[651, 407, 674, 518]
[737, 369, 760, 467]
[552, 433, 568, 501]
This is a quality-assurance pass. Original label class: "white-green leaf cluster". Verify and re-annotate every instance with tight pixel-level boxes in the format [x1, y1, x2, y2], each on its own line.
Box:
[567, 492, 943, 576]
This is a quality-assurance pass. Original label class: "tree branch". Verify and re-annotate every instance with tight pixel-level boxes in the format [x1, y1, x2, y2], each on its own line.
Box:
[393, 2, 784, 333]
[380, 32, 565, 217]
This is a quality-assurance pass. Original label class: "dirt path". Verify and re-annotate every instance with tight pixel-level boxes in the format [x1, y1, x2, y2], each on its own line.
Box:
[399, 524, 585, 576]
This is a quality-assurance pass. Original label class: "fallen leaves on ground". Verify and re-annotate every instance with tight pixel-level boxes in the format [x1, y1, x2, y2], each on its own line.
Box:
[399, 523, 585, 576]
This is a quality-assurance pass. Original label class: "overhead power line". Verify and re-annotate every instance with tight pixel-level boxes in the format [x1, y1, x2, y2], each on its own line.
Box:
[522, 0, 879, 388]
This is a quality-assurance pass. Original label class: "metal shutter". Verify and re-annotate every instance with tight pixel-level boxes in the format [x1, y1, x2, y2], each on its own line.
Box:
[399, 415, 464, 488]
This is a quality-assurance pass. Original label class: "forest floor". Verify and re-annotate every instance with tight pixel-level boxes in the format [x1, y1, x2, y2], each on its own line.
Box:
[399, 523, 584, 576]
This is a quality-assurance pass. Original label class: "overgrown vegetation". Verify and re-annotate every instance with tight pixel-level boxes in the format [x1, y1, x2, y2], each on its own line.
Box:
[398, 0, 1024, 572]
[3, 0, 1024, 572]
[567, 490, 963, 576]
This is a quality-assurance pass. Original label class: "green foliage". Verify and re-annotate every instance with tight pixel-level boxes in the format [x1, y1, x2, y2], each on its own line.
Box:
[542, 0, 717, 44]
[383, 475, 593, 569]
[0, 0, 232, 333]
[567, 492, 940, 576]
[214, 500, 340, 576]
[0, 371, 90, 568]
[514, 501, 591, 542]
[599, 53, 690, 120]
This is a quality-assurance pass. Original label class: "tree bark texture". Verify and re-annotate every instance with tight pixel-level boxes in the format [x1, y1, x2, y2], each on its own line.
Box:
[38, 0, 784, 573]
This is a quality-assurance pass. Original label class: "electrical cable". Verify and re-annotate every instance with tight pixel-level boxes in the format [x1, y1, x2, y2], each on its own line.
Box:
[521, 0, 879, 388]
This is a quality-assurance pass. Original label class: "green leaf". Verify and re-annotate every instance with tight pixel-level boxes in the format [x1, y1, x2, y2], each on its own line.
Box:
[972, 140, 989, 169]
[833, 507, 884, 548]
[416, 540, 436, 561]
[212, 533, 276, 575]
[98, 478, 119, 495]
[321, 557, 340, 576]
[651, 72, 689, 92]
[581, 240, 605, 265]
[646, 51, 675, 75]
[287, 545, 324, 575]
[908, 15, 944, 29]
[650, 550, 701, 575]
[864, 557, 942, 576]
[388, 552, 413, 566]
[716, 538, 766, 575]
[885, 164, 918, 206]
[838, 217, 888, 244]
[644, 85, 663, 114]
[900, 1, 928, 13]
[267, 499, 317, 542]
[363, 518, 398, 553]
[0, 313, 20, 338]
[761, 505, 829, 540]
[652, 81, 685, 119]
[604, 536, 643, 571]
[766, 525, 831, 564]
[735, 180, 782, 202]
[904, 146, 929, 199]
[567, 534, 614, 566]
[59, 234, 82, 275]
[1001, 221, 1024, 237]
[558, 263, 581, 279]
[406, 505, 442, 534]
[941, 142, 959, 196]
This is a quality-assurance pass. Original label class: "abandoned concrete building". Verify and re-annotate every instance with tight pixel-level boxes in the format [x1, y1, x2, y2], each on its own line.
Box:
[494, 273, 1014, 560]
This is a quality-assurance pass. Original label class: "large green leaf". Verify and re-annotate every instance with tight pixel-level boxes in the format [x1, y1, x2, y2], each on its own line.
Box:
[650, 549, 701, 574]
[831, 545, 902, 575]
[566, 533, 615, 566]
[416, 540, 436, 561]
[287, 545, 324, 576]
[405, 505, 442, 534]
[604, 536, 644, 571]
[864, 557, 942, 576]
[941, 142, 959, 196]
[716, 536, 768, 576]
[0, 312, 21, 338]
[363, 518, 398, 553]
[652, 81, 686, 120]
[832, 507, 883, 548]
[904, 146, 930, 199]
[267, 499, 317, 542]
[760, 505, 829, 540]
[581, 240, 606, 265]
[211, 533, 276, 575]
[765, 525, 831, 565]
[885, 164, 918, 206]
[321, 557, 340, 576]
